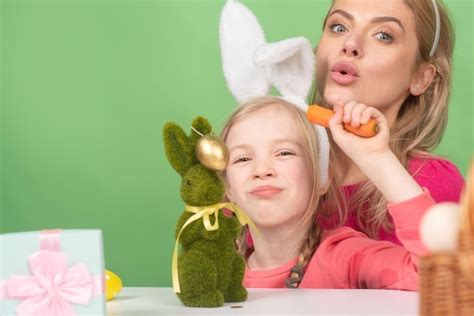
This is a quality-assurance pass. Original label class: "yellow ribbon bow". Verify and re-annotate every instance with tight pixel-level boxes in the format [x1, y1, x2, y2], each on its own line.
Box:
[171, 202, 259, 293]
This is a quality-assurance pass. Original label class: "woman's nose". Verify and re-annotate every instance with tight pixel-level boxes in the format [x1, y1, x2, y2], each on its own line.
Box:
[342, 34, 362, 58]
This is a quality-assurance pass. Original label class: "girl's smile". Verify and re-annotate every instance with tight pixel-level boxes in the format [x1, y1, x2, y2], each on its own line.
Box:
[249, 185, 284, 198]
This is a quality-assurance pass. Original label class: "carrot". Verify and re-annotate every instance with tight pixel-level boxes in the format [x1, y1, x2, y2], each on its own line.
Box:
[307, 104, 378, 138]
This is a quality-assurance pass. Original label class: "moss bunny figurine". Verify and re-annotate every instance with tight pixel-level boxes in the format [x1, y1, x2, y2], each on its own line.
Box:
[163, 116, 248, 307]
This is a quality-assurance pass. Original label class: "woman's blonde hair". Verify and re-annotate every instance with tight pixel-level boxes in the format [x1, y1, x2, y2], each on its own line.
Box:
[313, 0, 455, 238]
[220, 96, 341, 287]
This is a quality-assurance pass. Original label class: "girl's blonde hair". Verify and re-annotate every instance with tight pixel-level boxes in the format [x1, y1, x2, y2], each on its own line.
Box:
[313, 0, 455, 238]
[220, 96, 341, 287]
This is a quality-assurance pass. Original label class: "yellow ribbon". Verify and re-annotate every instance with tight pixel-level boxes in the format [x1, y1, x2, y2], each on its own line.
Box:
[172, 202, 259, 293]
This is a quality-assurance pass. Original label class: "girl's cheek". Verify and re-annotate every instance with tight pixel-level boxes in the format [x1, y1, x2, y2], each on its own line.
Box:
[286, 162, 312, 188]
[287, 161, 307, 177]
[226, 168, 245, 187]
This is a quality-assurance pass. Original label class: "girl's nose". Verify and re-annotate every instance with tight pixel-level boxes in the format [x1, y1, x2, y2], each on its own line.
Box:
[252, 159, 276, 179]
[342, 34, 362, 58]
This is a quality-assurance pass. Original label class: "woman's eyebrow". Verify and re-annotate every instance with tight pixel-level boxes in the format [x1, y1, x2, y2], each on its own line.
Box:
[370, 16, 405, 32]
[327, 9, 405, 32]
[327, 9, 353, 21]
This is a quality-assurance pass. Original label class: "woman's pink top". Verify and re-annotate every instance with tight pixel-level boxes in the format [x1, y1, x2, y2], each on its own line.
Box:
[244, 190, 434, 290]
[331, 157, 464, 244]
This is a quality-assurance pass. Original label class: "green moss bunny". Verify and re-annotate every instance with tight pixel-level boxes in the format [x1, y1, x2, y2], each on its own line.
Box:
[163, 116, 248, 307]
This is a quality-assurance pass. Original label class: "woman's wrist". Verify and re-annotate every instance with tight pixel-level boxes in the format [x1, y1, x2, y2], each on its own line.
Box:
[356, 150, 423, 203]
[351, 148, 391, 166]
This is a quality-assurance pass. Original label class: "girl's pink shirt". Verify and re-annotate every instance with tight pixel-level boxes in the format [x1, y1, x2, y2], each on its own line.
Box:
[244, 189, 434, 290]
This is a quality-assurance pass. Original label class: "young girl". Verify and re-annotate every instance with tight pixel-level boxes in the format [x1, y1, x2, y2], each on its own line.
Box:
[221, 96, 434, 289]
[313, 0, 464, 242]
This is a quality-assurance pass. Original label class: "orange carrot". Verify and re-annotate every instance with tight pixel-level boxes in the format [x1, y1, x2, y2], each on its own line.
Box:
[307, 104, 378, 138]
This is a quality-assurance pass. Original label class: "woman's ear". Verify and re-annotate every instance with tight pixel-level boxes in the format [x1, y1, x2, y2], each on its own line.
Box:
[410, 63, 436, 96]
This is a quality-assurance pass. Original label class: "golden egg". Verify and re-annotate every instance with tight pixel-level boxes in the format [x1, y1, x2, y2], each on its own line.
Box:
[105, 269, 123, 301]
[195, 135, 229, 171]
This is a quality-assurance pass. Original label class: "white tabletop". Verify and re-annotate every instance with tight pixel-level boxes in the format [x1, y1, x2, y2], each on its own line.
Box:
[106, 287, 419, 316]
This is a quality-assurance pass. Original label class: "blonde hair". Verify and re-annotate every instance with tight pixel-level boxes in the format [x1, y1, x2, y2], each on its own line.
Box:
[220, 96, 337, 288]
[313, 0, 455, 238]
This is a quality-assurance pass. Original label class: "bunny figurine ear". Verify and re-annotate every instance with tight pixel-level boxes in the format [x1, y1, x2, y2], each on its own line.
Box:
[219, 0, 329, 187]
[163, 123, 195, 176]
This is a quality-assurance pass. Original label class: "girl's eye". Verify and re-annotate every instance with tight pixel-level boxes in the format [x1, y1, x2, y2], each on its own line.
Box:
[374, 31, 393, 43]
[233, 157, 251, 164]
[277, 151, 295, 157]
[329, 23, 347, 33]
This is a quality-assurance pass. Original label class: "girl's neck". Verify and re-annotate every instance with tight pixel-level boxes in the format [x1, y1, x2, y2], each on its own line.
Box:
[247, 221, 310, 271]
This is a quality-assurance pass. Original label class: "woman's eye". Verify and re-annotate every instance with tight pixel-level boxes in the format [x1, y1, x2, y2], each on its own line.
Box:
[329, 23, 347, 33]
[374, 32, 393, 43]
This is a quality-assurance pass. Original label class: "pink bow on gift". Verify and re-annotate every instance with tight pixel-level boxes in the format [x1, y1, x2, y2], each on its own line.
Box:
[7, 250, 93, 316]
[0, 230, 102, 316]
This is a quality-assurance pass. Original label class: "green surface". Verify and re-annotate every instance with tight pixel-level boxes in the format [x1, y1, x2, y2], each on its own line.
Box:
[1, 0, 472, 286]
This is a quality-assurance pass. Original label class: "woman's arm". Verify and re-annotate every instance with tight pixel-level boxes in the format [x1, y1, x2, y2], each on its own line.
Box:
[313, 190, 435, 290]
[328, 102, 424, 203]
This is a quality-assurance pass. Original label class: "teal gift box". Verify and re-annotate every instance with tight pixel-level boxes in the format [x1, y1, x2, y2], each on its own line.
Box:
[0, 229, 106, 316]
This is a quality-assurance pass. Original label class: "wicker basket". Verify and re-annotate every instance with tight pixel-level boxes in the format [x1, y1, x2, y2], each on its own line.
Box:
[420, 160, 474, 316]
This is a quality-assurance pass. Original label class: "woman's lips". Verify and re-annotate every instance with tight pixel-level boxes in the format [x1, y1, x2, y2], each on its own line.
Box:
[330, 62, 359, 85]
[330, 71, 358, 85]
[249, 186, 283, 198]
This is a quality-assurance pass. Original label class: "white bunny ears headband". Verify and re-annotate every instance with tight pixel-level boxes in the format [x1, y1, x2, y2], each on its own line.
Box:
[219, 0, 329, 186]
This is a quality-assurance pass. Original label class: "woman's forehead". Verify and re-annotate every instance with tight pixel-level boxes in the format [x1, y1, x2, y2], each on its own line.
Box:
[330, 0, 415, 26]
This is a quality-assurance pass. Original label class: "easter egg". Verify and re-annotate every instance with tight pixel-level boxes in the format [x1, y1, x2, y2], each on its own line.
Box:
[420, 202, 460, 252]
[195, 134, 229, 171]
[105, 270, 123, 301]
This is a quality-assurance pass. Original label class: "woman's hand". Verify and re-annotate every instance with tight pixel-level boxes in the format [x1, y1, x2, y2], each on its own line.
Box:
[328, 101, 390, 165]
[328, 101, 423, 203]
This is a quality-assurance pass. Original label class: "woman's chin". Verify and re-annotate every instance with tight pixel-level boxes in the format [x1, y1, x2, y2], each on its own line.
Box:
[322, 89, 356, 107]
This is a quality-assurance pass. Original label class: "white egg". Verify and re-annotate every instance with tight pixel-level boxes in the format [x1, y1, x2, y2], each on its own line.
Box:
[420, 202, 460, 252]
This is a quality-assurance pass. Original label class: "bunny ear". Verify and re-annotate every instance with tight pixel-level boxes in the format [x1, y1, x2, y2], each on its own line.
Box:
[219, 0, 270, 102]
[254, 37, 315, 107]
[189, 116, 212, 146]
[163, 122, 194, 176]
[220, 1, 314, 107]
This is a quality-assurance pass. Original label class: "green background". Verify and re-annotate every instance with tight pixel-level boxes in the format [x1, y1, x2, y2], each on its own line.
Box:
[1, 0, 472, 287]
